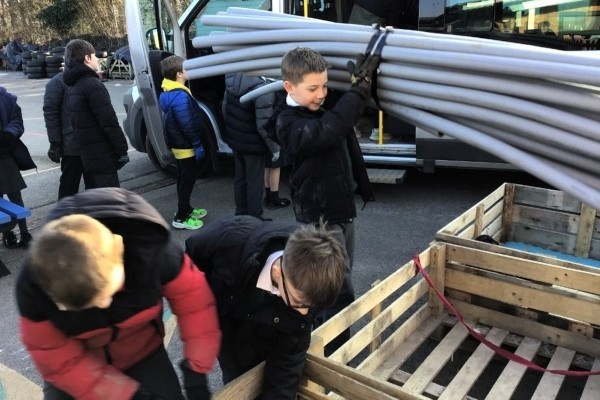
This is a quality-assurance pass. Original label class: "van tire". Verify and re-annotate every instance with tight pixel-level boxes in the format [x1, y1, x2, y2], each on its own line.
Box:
[145, 135, 177, 177]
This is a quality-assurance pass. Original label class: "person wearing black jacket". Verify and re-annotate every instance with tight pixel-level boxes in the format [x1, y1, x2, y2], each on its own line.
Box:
[185, 216, 346, 399]
[348, 0, 405, 28]
[63, 39, 129, 188]
[43, 71, 92, 199]
[276, 47, 376, 353]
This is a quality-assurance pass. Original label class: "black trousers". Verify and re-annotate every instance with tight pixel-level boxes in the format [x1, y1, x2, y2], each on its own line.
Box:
[42, 345, 185, 399]
[175, 156, 197, 220]
[58, 155, 92, 199]
[233, 151, 265, 218]
[88, 172, 120, 189]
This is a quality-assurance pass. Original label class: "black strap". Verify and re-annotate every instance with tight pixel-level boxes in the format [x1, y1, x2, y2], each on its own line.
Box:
[363, 27, 391, 109]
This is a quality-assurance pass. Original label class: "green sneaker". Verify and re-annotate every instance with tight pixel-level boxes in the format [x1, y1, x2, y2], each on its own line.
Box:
[190, 208, 208, 219]
[172, 217, 204, 230]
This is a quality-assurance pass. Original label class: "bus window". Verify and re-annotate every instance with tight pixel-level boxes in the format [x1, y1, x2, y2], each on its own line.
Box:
[445, 0, 495, 32]
[189, 0, 272, 39]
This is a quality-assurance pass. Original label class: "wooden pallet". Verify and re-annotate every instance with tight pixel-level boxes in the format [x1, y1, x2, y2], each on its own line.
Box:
[214, 242, 600, 399]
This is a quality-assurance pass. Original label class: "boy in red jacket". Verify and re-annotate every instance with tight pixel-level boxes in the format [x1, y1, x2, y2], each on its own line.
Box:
[16, 188, 220, 400]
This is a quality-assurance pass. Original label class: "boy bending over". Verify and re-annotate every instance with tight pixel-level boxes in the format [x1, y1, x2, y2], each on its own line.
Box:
[16, 188, 220, 400]
[185, 215, 346, 399]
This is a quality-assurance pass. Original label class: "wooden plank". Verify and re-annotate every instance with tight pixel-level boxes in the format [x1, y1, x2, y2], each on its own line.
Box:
[501, 182, 515, 243]
[429, 244, 446, 316]
[213, 363, 264, 400]
[485, 337, 543, 400]
[575, 204, 597, 258]
[512, 204, 580, 235]
[438, 327, 509, 400]
[474, 203, 485, 237]
[0, 198, 30, 219]
[436, 234, 599, 274]
[369, 280, 383, 354]
[365, 309, 445, 379]
[531, 347, 575, 399]
[313, 248, 429, 345]
[452, 300, 600, 359]
[402, 322, 470, 395]
[329, 278, 429, 364]
[580, 358, 600, 400]
[513, 184, 581, 213]
[445, 267, 600, 325]
[511, 223, 576, 254]
[390, 370, 478, 400]
[0, 210, 10, 224]
[590, 238, 600, 261]
[303, 354, 427, 400]
[446, 243, 600, 296]
[455, 200, 505, 240]
[437, 183, 506, 237]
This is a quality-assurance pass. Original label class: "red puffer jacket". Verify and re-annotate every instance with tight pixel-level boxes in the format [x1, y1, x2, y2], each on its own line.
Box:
[16, 188, 221, 400]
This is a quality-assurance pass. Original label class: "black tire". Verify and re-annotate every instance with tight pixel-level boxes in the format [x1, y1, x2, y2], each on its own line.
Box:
[46, 55, 64, 64]
[37, 53, 50, 60]
[145, 135, 177, 177]
[26, 66, 44, 74]
[45, 66, 63, 73]
[27, 73, 46, 79]
[27, 60, 43, 68]
[52, 46, 65, 53]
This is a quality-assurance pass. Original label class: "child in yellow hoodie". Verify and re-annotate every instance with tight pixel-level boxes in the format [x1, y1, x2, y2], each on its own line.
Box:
[159, 55, 207, 230]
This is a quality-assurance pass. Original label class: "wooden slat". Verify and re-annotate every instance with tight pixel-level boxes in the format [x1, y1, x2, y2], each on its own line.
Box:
[575, 204, 597, 258]
[438, 327, 509, 400]
[500, 183, 515, 243]
[313, 249, 429, 344]
[329, 278, 429, 364]
[303, 354, 427, 400]
[513, 184, 581, 213]
[485, 336, 542, 400]
[446, 243, 600, 296]
[365, 310, 445, 379]
[452, 299, 600, 359]
[445, 267, 600, 325]
[456, 200, 505, 240]
[437, 183, 506, 237]
[390, 370, 478, 400]
[429, 244, 446, 316]
[511, 223, 576, 254]
[402, 322, 470, 395]
[580, 358, 600, 400]
[436, 234, 599, 274]
[531, 347, 575, 400]
[213, 363, 264, 400]
[512, 204, 580, 235]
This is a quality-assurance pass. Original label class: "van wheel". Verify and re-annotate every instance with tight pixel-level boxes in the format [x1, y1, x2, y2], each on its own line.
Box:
[145, 136, 177, 177]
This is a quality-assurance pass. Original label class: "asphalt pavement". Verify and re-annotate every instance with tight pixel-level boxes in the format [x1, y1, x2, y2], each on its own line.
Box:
[0, 70, 547, 399]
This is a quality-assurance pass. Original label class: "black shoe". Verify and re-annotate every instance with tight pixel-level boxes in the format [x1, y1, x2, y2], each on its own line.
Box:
[19, 232, 33, 248]
[2, 231, 19, 249]
[266, 198, 291, 210]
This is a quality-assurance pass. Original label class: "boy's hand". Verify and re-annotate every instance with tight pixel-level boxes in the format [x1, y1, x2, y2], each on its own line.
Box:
[272, 151, 280, 163]
[47, 143, 62, 163]
[347, 53, 380, 99]
[116, 154, 130, 169]
[194, 144, 206, 161]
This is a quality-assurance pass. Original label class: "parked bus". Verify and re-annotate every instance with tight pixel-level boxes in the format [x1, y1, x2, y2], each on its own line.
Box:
[123, 0, 599, 176]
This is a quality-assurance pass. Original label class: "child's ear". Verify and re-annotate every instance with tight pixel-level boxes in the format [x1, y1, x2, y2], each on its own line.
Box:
[283, 80, 294, 94]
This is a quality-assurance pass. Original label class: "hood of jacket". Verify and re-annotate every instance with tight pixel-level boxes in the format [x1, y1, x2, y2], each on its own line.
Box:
[46, 187, 171, 240]
[63, 63, 98, 86]
[225, 72, 267, 98]
[0, 86, 16, 102]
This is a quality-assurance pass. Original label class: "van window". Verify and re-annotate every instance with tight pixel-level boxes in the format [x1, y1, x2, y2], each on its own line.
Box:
[188, 0, 272, 39]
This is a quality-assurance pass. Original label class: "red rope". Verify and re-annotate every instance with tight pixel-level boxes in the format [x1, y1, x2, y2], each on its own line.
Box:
[413, 255, 600, 377]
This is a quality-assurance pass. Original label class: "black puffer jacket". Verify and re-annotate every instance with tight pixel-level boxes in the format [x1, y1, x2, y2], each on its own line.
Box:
[63, 63, 128, 174]
[222, 73, 279, 155]
[43, 72, 80, 156]
[185, 216, 310, 400]
[276, 91, 374, 224]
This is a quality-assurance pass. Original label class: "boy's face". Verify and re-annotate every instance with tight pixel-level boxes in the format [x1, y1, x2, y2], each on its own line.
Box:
[84, 52, 99, 71]
[273, 258, 311, 315]
[176, 67, 188, 83]
[283, 71, 328, 111]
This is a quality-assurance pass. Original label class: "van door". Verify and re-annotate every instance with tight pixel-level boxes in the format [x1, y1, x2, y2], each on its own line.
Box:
[125, 0, 183, 167]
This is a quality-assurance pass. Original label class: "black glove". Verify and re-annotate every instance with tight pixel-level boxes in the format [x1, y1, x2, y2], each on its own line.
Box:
[47, 143, 62, 163]
[180, 360, 211, 400]
[130, 387, 165, 400]
[347, 53, 380, 100]
[116, 154, 130, 170]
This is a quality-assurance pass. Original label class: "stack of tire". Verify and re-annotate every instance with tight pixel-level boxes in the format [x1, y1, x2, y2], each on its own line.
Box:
[21, 51, 33, 75]
[46, 47, 66, 79]
[25, 52, 49, 79]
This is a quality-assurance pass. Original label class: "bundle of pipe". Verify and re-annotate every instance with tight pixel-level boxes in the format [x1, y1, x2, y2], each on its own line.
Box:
[184, 7, 600, 209]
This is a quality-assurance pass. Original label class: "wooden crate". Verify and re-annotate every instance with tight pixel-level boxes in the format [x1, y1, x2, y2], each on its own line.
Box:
[436, 183, 600, 267]
[214, 243, 600, 399]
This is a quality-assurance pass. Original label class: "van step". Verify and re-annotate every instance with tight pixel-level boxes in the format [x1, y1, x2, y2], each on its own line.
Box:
[367, 168, 407, 184]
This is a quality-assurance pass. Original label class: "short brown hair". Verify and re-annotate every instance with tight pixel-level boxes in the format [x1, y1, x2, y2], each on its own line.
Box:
[65, 39, 95, 66]
[282, 223, 347, 310]
[281, 47, 329, 85]
[160, 55, 185, 80]
[28, 215, 116, 310]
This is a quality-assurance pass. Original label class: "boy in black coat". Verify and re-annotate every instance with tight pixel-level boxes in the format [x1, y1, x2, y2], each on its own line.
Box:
[185, 216, 346, 399]
[276, 47, 377, 351]
[63, 39, 129, 188]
